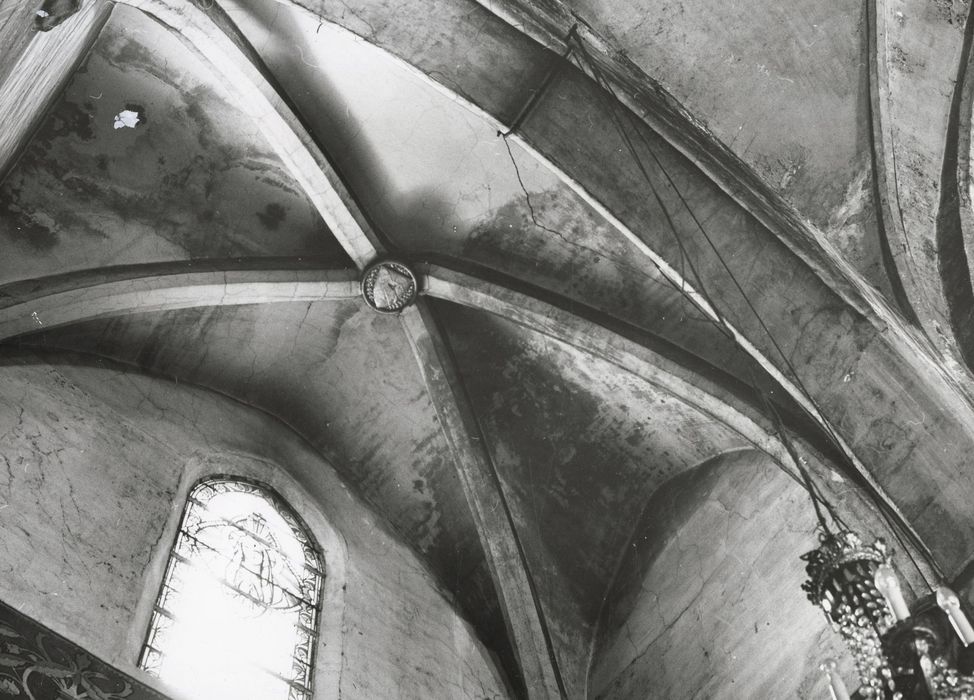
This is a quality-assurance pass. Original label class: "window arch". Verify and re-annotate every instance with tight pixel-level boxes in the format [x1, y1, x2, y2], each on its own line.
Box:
[139, 477, 324, 700]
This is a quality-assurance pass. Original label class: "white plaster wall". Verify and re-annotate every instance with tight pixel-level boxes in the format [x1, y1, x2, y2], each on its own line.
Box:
[589, 450, 882, 700]
[0, 353, 507, 699]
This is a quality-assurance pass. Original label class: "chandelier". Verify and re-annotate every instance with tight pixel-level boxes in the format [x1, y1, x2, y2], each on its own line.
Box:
[804, 530, 974, 699]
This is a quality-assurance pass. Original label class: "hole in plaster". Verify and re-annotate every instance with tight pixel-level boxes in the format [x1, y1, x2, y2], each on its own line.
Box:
[113, 104, 147, 130]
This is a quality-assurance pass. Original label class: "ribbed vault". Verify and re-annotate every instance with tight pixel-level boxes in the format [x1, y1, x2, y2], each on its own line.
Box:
[4, 0, 974, 698]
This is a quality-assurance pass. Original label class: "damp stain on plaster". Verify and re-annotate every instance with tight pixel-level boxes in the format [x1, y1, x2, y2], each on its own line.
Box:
[888, 43, 926, 75]
[930, 0, 968, 26]
[43, 99, 95, 142]
[466, 189, 681, 319]
[0, 7, 350, 282]
[35, 301, 464, 565]
[0, 186, 58, 251]
[824, 166, 895, 298]
[256, 203, 287, 230]
[435, 300, 746, 629]
[461, 188, 758, 389]
[464, 189, 624, 282]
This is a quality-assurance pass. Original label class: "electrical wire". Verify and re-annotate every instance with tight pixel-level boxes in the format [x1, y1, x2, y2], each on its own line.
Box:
[565, 30, 736, 343]
[543, 28, 943, 586]
[499, 41, 575, 138]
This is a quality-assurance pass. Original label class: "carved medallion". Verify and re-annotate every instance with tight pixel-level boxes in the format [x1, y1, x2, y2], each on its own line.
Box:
[361, 261, 418, 313]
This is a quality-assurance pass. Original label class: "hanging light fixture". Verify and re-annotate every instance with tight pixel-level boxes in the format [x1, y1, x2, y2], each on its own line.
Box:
[804, 530, 974, 698]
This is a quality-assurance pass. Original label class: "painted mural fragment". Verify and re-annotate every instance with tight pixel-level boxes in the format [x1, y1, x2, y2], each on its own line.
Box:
[0, 600, 168, 700]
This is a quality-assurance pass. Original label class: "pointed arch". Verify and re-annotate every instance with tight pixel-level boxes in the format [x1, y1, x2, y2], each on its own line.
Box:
[139, 476, 325, 700]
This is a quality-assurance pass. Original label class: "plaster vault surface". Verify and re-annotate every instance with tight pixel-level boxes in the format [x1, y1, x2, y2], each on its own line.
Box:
[4, 0, 974, 699]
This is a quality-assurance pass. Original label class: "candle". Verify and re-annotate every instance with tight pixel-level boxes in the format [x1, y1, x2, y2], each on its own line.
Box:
[820, 659, 851, 700]
[936, 585, 974, 646]
[874, 563, 911, 621]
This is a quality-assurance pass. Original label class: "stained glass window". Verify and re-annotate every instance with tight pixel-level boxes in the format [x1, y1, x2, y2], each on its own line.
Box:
[139, 478, 323, 700]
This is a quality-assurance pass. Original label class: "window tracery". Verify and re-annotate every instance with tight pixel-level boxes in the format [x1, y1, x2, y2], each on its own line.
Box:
[139, 477, 323, 700]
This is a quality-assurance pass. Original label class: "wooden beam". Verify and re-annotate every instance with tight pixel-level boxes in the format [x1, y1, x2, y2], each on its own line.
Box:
[0, 0, 110, 180]
[399, 300, 564, 700]
[114, 0, 384, 269]
[0, 264, 358, 341]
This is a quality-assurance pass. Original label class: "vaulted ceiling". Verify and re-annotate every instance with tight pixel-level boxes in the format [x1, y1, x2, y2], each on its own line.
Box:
[3, 0, 974, 698]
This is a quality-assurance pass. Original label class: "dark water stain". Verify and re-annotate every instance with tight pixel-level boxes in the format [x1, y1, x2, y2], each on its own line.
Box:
[1, 214, 58, 251]
[465, 190, 643, 292]
[0, 18, 351, 267]
[39, 100, 95, 143]
[62, 174, 102, 199]
[0, 186, 58, 251]
[105, 37, 171, 89]
[434, 300, 648, 618]
[179, 86, 239, 160]
[256, 203, 286, 230]
[121, 103, 148, 127]
[298, 220, 334, 253]
[255, 174, 302, 199]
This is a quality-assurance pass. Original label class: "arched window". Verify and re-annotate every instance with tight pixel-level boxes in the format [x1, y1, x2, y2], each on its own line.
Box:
[139, 477, 324, 700]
